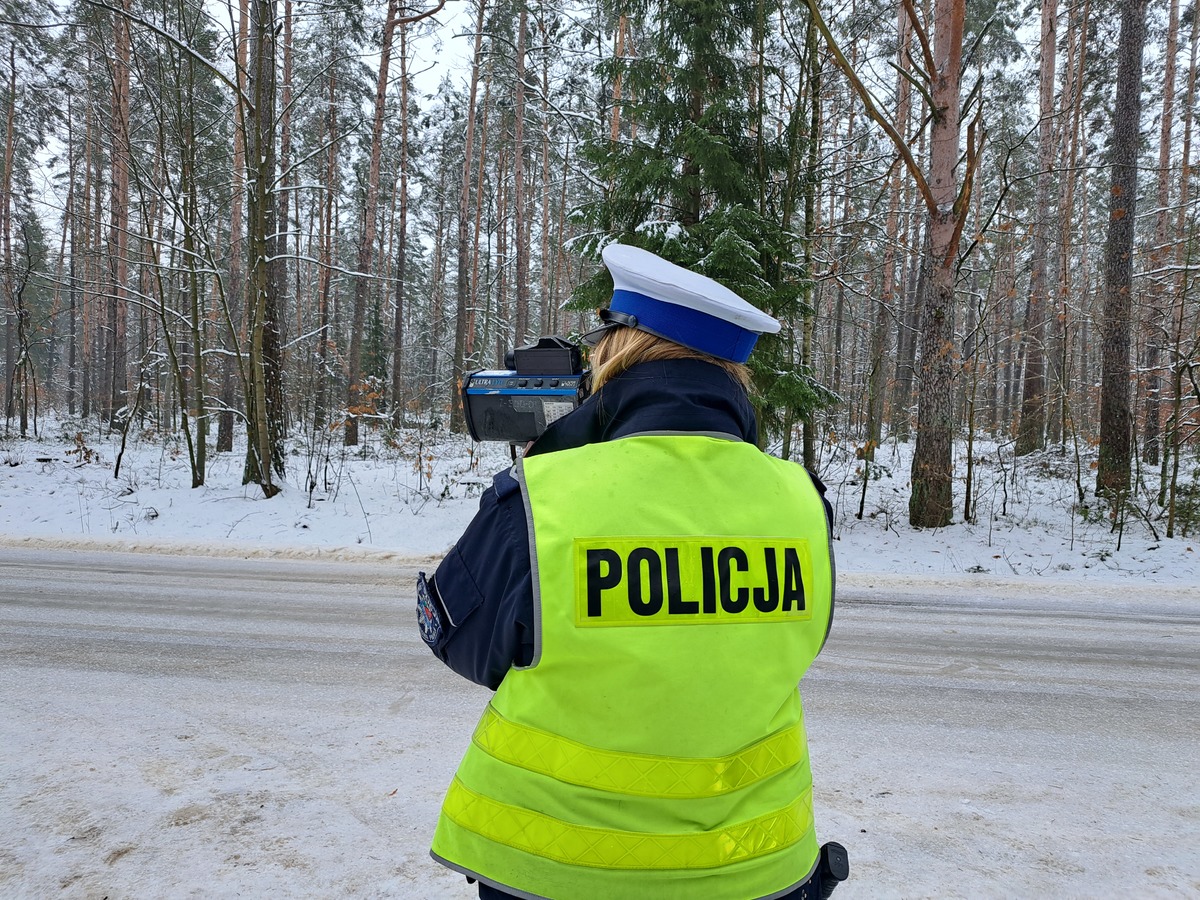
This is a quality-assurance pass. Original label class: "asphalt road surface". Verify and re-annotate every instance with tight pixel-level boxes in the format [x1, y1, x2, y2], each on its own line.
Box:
[1, 547, 1197, 898]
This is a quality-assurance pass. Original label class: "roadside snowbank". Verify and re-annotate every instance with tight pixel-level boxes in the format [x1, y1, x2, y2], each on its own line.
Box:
[2, 421, 1197, 586]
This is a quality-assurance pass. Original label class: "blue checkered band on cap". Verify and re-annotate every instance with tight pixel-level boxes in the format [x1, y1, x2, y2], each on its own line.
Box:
[610, 290, 761, 363]
[597, 244, 781, 364]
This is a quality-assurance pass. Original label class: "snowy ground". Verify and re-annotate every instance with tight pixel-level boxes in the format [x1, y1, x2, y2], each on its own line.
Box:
[1, 418, 1197, 584]
[3, 550, 1197, 900]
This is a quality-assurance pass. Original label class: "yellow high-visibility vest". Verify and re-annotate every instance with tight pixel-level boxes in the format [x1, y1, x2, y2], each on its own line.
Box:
[432, 434, 835, 900]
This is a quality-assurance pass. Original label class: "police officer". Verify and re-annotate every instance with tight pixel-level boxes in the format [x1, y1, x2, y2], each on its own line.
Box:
[417, 244, 843, 900]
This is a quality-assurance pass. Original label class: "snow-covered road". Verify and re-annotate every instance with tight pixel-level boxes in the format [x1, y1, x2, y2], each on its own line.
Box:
[1, 548, 1197, 898]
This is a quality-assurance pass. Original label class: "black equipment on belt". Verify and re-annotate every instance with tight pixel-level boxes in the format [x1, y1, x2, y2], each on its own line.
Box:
[818, 841, 850, 899]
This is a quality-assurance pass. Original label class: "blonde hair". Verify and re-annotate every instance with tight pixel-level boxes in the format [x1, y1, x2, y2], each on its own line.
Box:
[589, 326, 752, 393]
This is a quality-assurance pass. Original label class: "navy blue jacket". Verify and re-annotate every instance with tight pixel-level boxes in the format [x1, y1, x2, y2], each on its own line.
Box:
[422, 358, 832, 689]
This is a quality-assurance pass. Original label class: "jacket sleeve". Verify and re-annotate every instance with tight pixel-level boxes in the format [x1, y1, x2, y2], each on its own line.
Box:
[419, 467, 536, 690]
[806, 468, 835, 533]
[805, 467, 837, 654]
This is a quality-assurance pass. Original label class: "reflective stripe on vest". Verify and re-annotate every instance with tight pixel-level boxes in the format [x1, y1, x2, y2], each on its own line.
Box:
[472, 704, 807, 799]
[442, 776, 814, 870]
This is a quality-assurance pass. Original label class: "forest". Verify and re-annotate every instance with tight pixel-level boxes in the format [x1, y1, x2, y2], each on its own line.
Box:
[1, 0, 1197, 533]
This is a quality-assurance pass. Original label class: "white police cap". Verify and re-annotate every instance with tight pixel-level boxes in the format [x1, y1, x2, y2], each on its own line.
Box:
[582, 244, 781, 364]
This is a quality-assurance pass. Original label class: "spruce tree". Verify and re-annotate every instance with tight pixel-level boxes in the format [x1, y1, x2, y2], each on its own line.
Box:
[572, 0, 834, 446]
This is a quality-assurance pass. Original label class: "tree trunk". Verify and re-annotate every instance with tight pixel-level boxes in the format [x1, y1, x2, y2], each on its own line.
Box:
[2, 44, 15, 428]
[219, 0, 252, 454]
[1052, 0, 1090, 449]
[183, 73, 207, 487]
[610, 14, 628, 142]
[391, 24, 411, 427]
[1166, 8, 1197, 536]
[450, 0, 488, 433]
[1096, 0, 1147, 498]
[909, 0, 967, 527]
[81, 69, 98, 422]
[536, 7, 553, 334]
[1016, 0, 1057, 456]
[428, 143, 451, 412]
[866, 7, 912, 459]
[345, 0, 403, 446]
[242, 0, 284, 496]
[313, 61, 338, 435]
[106, 0, 133, 430]
[494, 145, 510, 366]
[513, 6, 530, 346]
[66, 96, 79, 416]
[797, 12, 821, 468]
[1142, 0, 1179, 466]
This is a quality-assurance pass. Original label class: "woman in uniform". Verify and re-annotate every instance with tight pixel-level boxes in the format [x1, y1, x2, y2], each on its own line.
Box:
[417, 244, 845, 900]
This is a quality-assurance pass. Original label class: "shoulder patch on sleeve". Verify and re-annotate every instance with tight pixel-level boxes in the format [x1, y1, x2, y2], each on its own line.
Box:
[416, 572, 444, 648]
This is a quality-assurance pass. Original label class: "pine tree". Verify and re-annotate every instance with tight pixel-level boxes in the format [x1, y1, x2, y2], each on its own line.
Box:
[2, 2, 56, 434]
[1096, 0, 1148, 499]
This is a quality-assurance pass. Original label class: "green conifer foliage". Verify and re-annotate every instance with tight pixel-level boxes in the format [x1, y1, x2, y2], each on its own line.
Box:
[571, 0, 836, 446]
[362, 297, 390, 386]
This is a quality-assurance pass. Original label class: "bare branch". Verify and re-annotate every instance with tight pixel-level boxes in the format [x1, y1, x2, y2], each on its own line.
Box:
[948, 112, 984, 266]
[887, 58, 934, 111]
[80, 0, 250, 112]
[901, 0, 936, 76]
[803, 0, 936, 216]
[395, 0, 448, 27]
